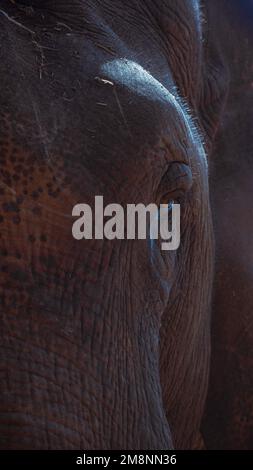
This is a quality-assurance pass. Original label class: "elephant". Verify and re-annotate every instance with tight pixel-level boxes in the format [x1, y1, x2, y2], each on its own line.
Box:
[0, 0, 250, 450]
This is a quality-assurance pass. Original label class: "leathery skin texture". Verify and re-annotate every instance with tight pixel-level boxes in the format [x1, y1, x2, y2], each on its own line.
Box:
[0, 0, 251, 450]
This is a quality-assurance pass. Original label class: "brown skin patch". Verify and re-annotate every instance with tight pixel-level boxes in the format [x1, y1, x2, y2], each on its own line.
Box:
[0, 0, 225, 450]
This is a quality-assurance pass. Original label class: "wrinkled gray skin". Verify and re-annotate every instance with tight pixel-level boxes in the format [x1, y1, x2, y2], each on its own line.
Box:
[0, 0, 226, 449]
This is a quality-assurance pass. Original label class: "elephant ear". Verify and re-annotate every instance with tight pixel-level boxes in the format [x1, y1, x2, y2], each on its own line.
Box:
[198, 0, 253, 150]
[197, 0, 230, 150]
[146, 0, 230, 146]
[144, 0, 204, 103]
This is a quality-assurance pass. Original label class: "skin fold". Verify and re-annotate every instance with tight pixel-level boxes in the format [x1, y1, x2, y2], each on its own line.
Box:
[0, 0, 249, 450]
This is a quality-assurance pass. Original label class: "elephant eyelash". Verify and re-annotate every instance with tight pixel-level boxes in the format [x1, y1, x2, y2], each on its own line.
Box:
[157, 162, 193, 208]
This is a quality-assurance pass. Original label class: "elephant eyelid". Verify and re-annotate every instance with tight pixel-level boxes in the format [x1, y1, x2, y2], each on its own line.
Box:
[157, 162, 193, 204]
[160, 188, 186, 206]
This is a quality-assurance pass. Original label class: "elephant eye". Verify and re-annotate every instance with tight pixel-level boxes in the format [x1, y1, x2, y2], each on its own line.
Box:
[157, 162, 193, 207]
[160, 190, 184, 207]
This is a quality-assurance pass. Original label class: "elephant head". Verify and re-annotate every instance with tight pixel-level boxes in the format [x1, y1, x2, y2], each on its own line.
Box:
[0, 0, 227, 449]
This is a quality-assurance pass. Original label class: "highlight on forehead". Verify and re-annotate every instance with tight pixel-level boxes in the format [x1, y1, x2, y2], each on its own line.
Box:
[101, 58, 206, 164]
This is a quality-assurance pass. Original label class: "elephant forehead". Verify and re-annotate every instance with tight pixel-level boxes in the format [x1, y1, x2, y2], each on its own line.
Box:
[102, 59, 179, 108]
[100, 58, 206, 166]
